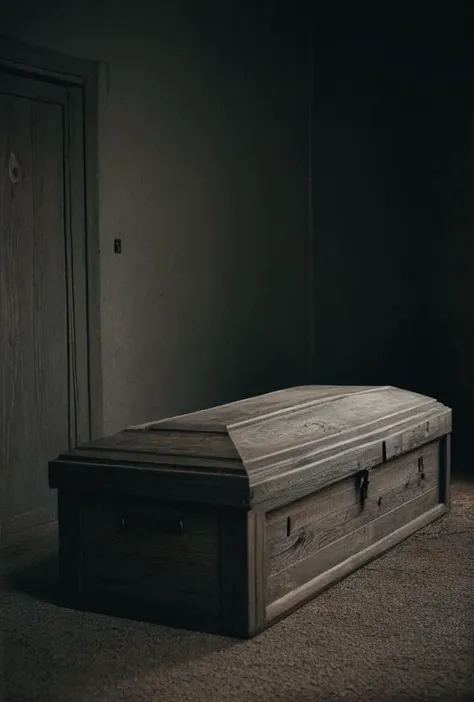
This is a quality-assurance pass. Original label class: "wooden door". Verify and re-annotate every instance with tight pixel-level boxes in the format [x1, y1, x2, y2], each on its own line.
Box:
[0, 69, 92, 548]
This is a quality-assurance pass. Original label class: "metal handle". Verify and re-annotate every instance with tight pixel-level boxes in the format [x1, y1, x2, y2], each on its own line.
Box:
[119, 515, 184, 535]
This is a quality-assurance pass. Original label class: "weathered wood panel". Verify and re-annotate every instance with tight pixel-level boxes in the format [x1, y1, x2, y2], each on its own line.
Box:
[50, 385, 452, 514]
[1, 58, 97, 549]
[266, 441, 439, 577]
[250, 407, 451, 511]
[0, 81, 69, 543]
[82, 551, 219, 594]
[267, 487, 440, 604]
[128, 386, 376, 433]
[50, 386, 452, 638]
[265, 503, 447, 624]
[88, 430, 240, 460]
[81, 497, 219, 553]
[232, 387, 438, 464]
[78, 497, 221, 625]
[50, 461, 250, 507]
[219, 508, 254, 637]
[56, 448, 243, 473]
[439, 434, 451, 508]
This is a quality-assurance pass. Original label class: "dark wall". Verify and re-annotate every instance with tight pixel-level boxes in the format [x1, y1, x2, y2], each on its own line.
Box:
[1, 0, 311, 433]
[2, 1, 473, 472]
[311, 5, 474, 472]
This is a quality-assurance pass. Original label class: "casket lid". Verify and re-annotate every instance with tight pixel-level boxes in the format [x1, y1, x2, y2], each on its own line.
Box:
[49, 385, 452, 509]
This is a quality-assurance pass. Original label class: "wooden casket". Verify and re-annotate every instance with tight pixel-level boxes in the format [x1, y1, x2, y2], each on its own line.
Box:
[49, 385, 452, 638]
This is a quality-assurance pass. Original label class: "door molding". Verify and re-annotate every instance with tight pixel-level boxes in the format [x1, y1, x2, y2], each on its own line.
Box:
[0, 35, 102, 441]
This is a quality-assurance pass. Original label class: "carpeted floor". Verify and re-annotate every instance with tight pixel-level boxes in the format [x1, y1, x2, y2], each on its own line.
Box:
[1, 481, 473, 702]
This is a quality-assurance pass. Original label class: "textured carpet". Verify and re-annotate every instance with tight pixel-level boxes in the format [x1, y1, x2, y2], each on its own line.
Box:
[1, 481, 473, 702]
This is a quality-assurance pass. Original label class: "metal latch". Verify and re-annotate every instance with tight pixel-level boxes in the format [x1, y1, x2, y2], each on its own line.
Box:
[357, 469, 370, 509]
[418, 455, 425, 480]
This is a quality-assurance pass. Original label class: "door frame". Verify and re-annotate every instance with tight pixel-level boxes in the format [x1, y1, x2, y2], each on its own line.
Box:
[0, 35, 102, 443]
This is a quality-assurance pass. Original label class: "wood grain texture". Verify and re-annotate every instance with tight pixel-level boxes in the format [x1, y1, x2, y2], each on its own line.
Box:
[0, 36, 102, 442]
[51, 386, 451, 638]
[439, 434, 451, 508]
[266, 441, 439, 578]
[219, 508, 253, 637]
[267, 486, 440, 605]
[219, 508, 267, 637]
[231, 387, 438, 463]
[50, 460, 251, 507]
[76, 495, 221, 630]
[0, 80, 69, 541]
[50, 386, 452, 513]
[1, 55, 99, 547]
[83, 551, 219, 595]
[55, 447, 243, 472]
[57, 492, 223, 633]
[81, 497, 219, 555]
[254, 509, 267, 634]
[265, 503, 447, 624]
[86, 430, 241, 460]
[249, 407, 451, 511]
[246, 404, 450, 484]
[127, 386, 377, 433]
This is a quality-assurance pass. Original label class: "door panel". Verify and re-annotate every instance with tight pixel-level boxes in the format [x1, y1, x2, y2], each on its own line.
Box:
[0, 75, 74, 543]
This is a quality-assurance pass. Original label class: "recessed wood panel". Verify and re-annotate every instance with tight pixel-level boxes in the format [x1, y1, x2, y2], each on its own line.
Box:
[0, 86, 69, 539]
[266, 441, 440, 580]
[266, 453, 441, 606]
[78, 497, 221, 620]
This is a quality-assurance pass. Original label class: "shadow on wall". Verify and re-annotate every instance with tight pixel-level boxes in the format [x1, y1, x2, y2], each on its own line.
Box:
[310, 4, 474, 475]
[0, 0, 311, 435]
